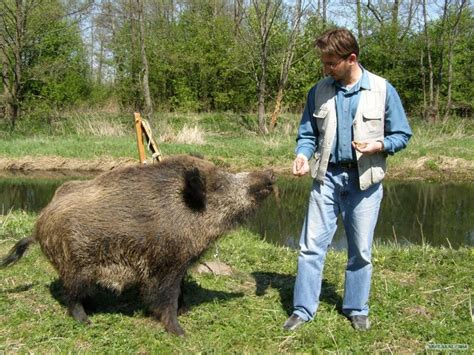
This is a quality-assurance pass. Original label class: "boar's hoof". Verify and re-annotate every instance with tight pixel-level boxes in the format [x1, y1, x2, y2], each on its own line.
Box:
[68, 303, 91, 325]
[164, 322, 185, 337]
[160, 311, 185, 336]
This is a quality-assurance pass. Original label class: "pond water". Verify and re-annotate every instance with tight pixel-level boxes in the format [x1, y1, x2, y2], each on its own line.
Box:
[1, 174, 473, 249]
[249, 177, 473, 249]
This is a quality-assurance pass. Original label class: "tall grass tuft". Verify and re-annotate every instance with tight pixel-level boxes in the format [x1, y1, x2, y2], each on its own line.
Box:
[72, 115, 127, 137]
[174, 124, 206, 145]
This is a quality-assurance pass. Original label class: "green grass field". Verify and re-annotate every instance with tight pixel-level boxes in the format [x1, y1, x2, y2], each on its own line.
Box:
[0, 211, 473, 353]
[0, 111, 472, 180]
[0, 112, 473, 352]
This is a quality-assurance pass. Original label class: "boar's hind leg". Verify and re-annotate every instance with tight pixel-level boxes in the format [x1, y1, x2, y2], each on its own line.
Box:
[143, 273, 185, 336]
[68, 302, 90, 324]
[62, 276, 93, 325]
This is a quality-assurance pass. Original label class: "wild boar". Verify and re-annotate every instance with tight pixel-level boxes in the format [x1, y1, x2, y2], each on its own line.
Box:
[1, 154, 275, 336]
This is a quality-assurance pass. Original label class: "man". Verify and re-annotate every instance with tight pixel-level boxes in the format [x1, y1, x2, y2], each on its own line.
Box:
[283, 28, 412, 331]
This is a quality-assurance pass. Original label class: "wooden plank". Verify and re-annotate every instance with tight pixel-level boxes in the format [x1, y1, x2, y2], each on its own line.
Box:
[141, 119, 163, 162]
[134, 112, 147, 165]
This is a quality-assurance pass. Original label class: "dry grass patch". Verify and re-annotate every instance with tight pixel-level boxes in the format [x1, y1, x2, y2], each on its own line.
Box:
[157, 124, 206, 145]
[262, 137, 282, 149]
[175, 125, 206, 145]
[381, 269, 418, 286]
[73, 116, 127, 137]
[402, 305, 432, 320]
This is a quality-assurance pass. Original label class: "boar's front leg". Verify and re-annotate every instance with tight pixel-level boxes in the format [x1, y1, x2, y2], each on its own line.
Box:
[143, 272, 186, 336]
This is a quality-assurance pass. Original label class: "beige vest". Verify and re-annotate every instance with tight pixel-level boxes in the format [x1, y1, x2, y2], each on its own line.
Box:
[310, 71, 387, 190]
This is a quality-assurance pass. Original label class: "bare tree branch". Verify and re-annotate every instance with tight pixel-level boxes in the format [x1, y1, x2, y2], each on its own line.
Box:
[366, 0, 384, 24]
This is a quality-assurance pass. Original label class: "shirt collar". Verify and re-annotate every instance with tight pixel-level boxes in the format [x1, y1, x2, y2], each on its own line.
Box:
[332, 66, 370, 93]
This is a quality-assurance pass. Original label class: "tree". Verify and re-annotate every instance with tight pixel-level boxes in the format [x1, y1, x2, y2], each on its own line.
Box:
[421, 0, 469, 122]
[136, 0, 153, 118]
[0, 0, 31, 127]
[239, 0, 283, 134]
[0, 0, 92, 128]
[269, 0, 306, 130]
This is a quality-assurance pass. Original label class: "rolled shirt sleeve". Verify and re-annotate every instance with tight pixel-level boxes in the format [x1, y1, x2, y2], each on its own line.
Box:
[383, 82, 413, 154]
[295, 85, 319, 160]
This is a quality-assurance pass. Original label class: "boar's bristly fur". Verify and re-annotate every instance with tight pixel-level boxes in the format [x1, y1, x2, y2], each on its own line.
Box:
[0, 154, 275, 336]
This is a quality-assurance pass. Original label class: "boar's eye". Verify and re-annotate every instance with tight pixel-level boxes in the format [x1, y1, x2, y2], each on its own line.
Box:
[182, 168, 207, 211]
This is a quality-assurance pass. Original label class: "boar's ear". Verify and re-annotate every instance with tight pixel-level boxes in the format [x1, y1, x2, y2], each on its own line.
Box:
[183, 167, 207, 211]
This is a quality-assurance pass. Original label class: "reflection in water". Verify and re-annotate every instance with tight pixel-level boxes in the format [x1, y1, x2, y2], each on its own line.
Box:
[249, 177, 473, 249]
[0, 175, 473, 249]
[0, 176, 86, 214]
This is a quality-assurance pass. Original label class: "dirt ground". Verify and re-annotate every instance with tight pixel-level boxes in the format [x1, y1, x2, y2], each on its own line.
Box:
[0, 156, 136, 178]
[0, 155, 472, 182]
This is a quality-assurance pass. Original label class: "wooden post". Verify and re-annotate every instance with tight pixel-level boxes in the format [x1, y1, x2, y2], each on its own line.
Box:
[140, 119, 163, 162]
[134, 112, 146, 165]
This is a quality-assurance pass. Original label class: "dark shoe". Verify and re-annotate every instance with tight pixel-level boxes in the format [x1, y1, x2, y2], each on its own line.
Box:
[283, 313, 306, 331]
[349, 315, 370, 330]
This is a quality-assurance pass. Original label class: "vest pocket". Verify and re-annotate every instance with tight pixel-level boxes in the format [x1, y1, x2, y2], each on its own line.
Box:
[310, 151, 322, 179]
[371, 165, 385, 183]
[370, 154, 386, 184]
[313, 107, 329, 120]
[362, 111, 383, 136]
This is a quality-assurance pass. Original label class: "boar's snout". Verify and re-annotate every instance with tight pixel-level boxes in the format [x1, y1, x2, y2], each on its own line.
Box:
[248, 169, 276, 200]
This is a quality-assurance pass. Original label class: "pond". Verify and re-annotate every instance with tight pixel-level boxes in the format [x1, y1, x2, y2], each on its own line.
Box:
[1, 173, 473, 249]
[250, 177, 473, 249]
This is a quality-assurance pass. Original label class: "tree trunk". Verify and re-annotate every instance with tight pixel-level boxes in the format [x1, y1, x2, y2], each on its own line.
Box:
[391, 0, 399, 30]
[443, 44, 454, 122]
[269, 88, 283, 130]
[356, 0, 363, 41]
[257, 79, 268, 134]
[422, 0, 437, 123]
[1, 34, 11, 121]
[137, 0, 153, 118]
[97, 38, 104, 84]
[269, 0, 302, 130]
[233, 0, 244, 34]
[129, 0, 139, 111]
[443, 0, 467, 122]
[321, 0, 327, 26]
[252, 0, 281, 135]
[5, 0, 27, 128]
[90, 21, 95, 77]
[420, 48, 427, 116]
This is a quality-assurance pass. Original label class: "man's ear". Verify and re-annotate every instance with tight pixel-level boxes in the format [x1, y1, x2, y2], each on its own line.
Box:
[183, 167, 207, 211]
[348, 53, 357, 64]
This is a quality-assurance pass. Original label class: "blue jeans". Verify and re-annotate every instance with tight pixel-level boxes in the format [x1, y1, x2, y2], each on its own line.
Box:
[293, 165, 383, 321]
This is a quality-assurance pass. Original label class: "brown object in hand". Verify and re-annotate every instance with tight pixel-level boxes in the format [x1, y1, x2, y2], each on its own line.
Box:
[353, 141, 368, 149]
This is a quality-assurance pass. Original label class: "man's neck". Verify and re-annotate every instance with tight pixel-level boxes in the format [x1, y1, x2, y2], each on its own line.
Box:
[342, 65, 362, 86]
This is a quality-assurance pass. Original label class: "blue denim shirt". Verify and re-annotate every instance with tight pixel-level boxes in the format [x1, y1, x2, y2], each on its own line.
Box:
[295, 68, 412, 163]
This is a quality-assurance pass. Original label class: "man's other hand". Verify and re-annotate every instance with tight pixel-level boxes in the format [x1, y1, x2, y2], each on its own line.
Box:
[293, 154, 309, 176]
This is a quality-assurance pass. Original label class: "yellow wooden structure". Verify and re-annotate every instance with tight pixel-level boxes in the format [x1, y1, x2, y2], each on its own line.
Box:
[134, 112, 163, 165]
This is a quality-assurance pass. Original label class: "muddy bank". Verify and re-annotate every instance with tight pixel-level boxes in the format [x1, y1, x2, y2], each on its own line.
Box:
[0, 155, 473, 182]
[387, 156, 474, 182]
[0, 156, 137, 178]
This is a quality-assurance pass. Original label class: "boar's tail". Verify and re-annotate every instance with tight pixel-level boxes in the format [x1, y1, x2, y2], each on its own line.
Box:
[0, 236, 35, 268]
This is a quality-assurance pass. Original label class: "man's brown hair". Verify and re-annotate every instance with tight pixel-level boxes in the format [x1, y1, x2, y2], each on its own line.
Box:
[315, 28, 359, 58]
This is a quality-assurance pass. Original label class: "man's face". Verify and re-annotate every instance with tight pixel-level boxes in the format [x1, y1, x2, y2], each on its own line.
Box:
[320, 53, 352, 82]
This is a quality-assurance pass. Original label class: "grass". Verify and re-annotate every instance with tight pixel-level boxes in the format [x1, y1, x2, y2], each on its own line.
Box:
[0, 111, 472, 351]
[390, 118, 474, 169]
[0, 211, 473, 353]
[0, 111, 472, 180]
